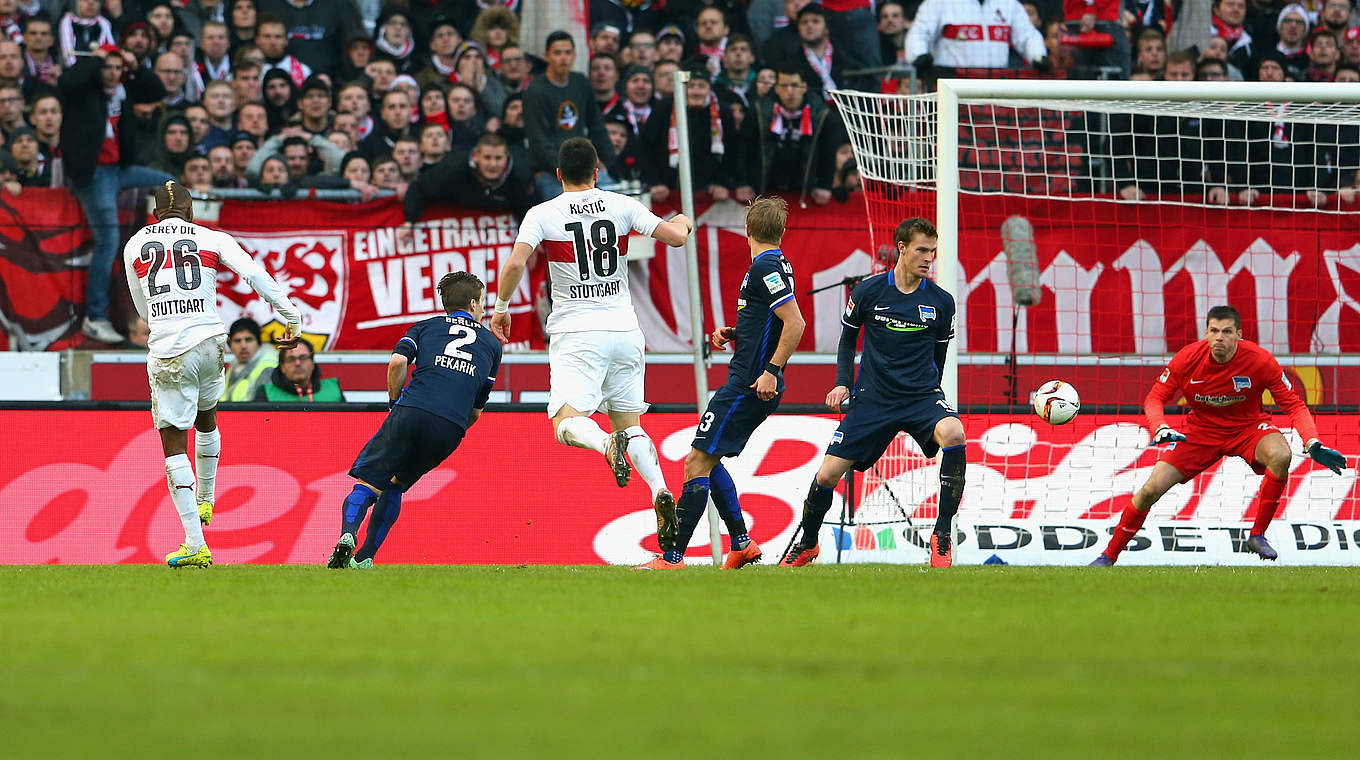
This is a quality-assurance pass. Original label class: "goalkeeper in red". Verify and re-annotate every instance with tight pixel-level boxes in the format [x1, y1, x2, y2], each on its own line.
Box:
[1091, 305, 1348, 566]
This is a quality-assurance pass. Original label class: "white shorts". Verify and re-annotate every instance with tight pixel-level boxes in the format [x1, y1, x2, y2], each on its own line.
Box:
[547, 329, 648, 417]
[148, 335, 226, 430]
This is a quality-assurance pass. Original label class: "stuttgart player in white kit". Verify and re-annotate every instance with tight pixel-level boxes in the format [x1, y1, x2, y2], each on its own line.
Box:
[491, 138, 693, 530]
[123, 181, 300, 567]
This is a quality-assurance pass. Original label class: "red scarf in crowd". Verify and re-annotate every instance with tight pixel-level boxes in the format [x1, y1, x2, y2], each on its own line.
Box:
[770, 103, 812, 139]
[698, 36, 727, 79]
[803, 40, 837, 93]
[622, 100, 650, 134]
[669, 93, 723, 168]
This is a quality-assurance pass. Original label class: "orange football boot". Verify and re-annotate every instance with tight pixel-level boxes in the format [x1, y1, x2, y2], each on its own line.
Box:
[929, 532, 953, 568]
[721, 541, 763, 569]
[779, 544, 819, 567]
[633, 554, 686, 570]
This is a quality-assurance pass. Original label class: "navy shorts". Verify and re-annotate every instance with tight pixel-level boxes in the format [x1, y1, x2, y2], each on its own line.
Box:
[690, 383, 781, 458]
[826, 391, 958, 471]
[350, 404, 466, 489]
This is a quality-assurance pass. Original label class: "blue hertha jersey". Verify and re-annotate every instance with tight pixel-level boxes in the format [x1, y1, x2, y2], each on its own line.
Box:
[392, 312, 502, 429]
[843, 271, 955, 403]
[726, 249, 796, 393]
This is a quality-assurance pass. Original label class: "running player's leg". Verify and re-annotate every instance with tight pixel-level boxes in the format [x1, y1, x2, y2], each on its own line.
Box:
[1246, 430, 1292, 560]
[334, 408, 419, 567]
[193, 337, 226, 525]
[602, 330, 659, 493]
[354, 415, 466, 565]
[353, 478, 404, 567]
[781, 454, 855, 566]
[150, 352, 211, 567]
[548, 332, 626, 483]
[638, 447, 720, 568]
[1092, 461, 1186, 565]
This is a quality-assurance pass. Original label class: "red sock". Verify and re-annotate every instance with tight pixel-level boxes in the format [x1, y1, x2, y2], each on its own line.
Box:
[1103, 504, 1150, 561]
[1250, 470, 1288, 536]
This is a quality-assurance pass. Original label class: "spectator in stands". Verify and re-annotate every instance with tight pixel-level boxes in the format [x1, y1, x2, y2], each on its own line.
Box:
[0, 82, 22, 139]
[1201, 35, 1245, 80]
[255, 154, 290, 189]
[415, 18, 461, 89]
[155, 52, 192, 108]
[471, 5, 520, 66]
[10, 126, 48, 187]
[207, 144, 238, 187]
[819, 0, 883, 91]
[230, 131, 256, 182]
[498, 43, 533, 94]
[184, 105, 221, 152]
[371, 154, 404, 193]
[359, 88, 413, 159]
[1132, 28, 1167, 79]
[249, 127, 343, 180]
[499, 92, 529, 165]
[418, 123, 449, 170]
[30, 93, 62, 168]
[338, 151, 378, 198]
[297, 75, 333, 136]
[198, 20, 232, 82]
[877, 0, 910, 66]
[524, 30, 616, 199]
[605, 119, 647, 183]
[654, 59, 680, 97]
[591, 0, 662, 39]
[1164, 49, 1195, 80]
[339, 35, 374, 82]
[1064, 0, 1131, 78]
[1308, 29, 1342, 80]
[263, 0, 360, 79]
[610, 65, 654, 134]
[626, 29, 660, 69]
[419, 84, 449, 127]
[642, 62, 741, 201]
[119, 23, 156, 69]
[1339, 62, 1360, 79]
[146, 4, 177, 46]
[255, 338, 344, 402]
[337, 82, 373, 140]
[778, 4, 845, 100]
[223, 318, 278, 401]
[1195, 56, 1229, 80]
[263, 68, 297, 131]
[1344, 27, 1360, 66]
[58, 0, 115, 66]
[1169, 0, 1257, 76]
[232, 60, 264, 107]
[1256, 51, 1288, 81]
[22, 16, 60, 91]
[752, 65, 843, 204]
[327, 130, 354, 153]
[590, 53, 621, 114]
[181, 154, 213, 191]
[238, 102, 270, 142]
[908, 0, 1051, 74]
[1275, 4, 1312, 79]
[230, 0, 258, 47]
[374, 7, 417, 73]
[392, 135, 422, 182]
[592, 22, 623, 59]
[257, 14, 310, 87]
[151, 115, 195, 177]
[688, 6, 729, 80]
[366, 57, 398, 96]
[1319, 0, 1357, 36]
[715, 33, 757, 105]
[456, 42, 507, 118]
[446, 82, 487, 155]
[657, 25, 686, 63]
[63, 44, 173, 345]
[404, 132, 536, 225]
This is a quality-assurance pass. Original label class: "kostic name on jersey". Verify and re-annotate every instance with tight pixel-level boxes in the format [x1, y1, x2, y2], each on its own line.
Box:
[569, 280, 621, 299]
[569, 199, 607, 216]
[149, 298, 209, 318]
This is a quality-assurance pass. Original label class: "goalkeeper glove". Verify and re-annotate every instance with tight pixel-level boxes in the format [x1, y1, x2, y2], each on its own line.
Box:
[1306, 439, 1347, 474]
[1152, 425, 1186, 446]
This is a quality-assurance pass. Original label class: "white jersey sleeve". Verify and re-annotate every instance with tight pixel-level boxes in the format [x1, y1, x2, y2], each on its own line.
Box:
[621, 194, 663, 238]
[213, 229, 301, 326]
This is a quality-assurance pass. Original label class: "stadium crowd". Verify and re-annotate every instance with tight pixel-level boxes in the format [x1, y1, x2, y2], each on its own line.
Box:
[0, 0, 1355, 344]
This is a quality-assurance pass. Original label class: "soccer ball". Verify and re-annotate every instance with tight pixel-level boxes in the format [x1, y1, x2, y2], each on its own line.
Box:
[1032, 380, 1081, 425]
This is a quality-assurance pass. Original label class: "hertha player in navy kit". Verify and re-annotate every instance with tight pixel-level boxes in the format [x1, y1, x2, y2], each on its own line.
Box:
[328, 272, 503, 569]
[637, 197, 806, 569]
[782, 218, 966, 568]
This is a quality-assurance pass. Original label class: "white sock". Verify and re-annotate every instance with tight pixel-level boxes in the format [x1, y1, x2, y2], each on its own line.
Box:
[625, 426, 668, 500]
[165, 454, 205, 550]
[556, 416, 608, 453]
[195, 428, 221, 504]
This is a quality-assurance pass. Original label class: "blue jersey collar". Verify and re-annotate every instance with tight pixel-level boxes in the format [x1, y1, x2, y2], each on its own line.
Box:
[754, 248, 782, 263]
[449, 310, 474, 320]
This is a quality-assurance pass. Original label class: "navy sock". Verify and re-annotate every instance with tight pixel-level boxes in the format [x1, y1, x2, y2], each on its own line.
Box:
[665, 477, 709, 563]
[708, 464, 748, 549]
[935, 445, 966, 535]
[341, 483, 378, 537]
[355, 489, 403, 562]
[798, 482, 835, 547]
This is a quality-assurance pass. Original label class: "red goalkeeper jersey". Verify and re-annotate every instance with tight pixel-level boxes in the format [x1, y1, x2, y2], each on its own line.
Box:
[1145, 339, 1318, 441]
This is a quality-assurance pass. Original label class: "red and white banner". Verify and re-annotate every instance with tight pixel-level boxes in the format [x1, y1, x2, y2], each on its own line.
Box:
[1, 410, 1355, 565]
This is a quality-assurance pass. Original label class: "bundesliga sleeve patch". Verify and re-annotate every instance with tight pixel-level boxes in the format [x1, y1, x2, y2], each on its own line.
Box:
[763, 272, 786, 294]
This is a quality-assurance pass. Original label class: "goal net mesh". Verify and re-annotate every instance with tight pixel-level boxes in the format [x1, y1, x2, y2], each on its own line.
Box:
[825, 86, 1360, 563]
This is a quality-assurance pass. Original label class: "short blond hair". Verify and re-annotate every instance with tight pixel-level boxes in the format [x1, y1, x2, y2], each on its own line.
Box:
[745, 196, 788, 244]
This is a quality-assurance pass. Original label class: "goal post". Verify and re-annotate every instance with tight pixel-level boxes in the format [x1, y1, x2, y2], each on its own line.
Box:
[829, 80, 1360, 566]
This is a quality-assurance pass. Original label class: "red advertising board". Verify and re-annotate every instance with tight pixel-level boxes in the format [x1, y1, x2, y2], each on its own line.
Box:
[2, 410, 1355, 565]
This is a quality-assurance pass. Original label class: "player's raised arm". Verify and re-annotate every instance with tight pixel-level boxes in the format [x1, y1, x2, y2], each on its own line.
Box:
[650, 213, 694, 248]
[1144, 362, 1186, 444]
[1266, 364, 1347, 473]
[216, 233, 301, 344]
[490, 241, 534, 344]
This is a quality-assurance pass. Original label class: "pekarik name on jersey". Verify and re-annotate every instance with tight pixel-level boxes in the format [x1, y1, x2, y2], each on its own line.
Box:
[149, 298, 208, 318]
[434, 355, 479, 375]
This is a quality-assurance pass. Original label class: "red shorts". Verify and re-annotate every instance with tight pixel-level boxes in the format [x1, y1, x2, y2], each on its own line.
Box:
[1160, 424, 1279, 480]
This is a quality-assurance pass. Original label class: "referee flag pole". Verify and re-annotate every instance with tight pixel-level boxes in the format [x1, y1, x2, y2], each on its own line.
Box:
[672, 68, 724, 566]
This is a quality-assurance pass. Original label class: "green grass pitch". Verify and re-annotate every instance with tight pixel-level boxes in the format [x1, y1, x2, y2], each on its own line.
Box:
[3, 565, 1357, 759]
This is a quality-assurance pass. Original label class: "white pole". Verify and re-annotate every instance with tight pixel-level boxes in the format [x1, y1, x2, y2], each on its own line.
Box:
[672, 68, 724, 566]
[935, 81, 959, 407]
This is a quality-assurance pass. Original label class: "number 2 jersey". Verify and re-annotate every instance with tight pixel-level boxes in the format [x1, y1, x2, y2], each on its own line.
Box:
[393, 312, 503, 430]
[514, 188, 664, 335]
[1145, 338, 1318, 442]
[123, 220, 299, 359]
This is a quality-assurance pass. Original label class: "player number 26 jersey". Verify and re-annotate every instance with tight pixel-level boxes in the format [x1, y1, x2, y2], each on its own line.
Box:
[514, 188, 663, 335]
